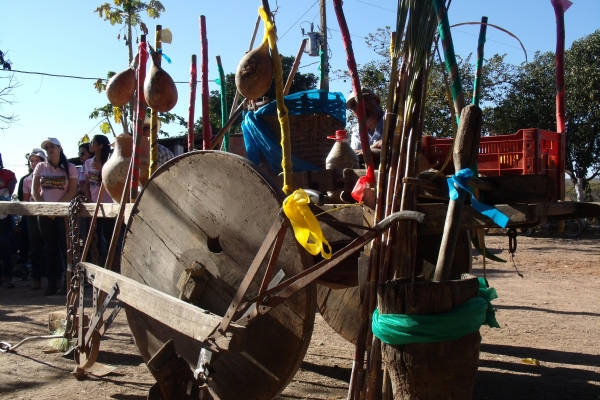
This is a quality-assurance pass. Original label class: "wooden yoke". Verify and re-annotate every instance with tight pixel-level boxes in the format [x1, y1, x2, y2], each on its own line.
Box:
[433, 105, 482, 282]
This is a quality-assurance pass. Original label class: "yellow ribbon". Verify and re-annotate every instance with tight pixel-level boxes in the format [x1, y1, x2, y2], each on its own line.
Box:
[258, 6, 293, 195]
[283, 189, 332, 259]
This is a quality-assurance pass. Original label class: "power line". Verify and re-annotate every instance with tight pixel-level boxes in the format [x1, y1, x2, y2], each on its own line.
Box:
[352, 0, 395, 12]
[4, 69, 105, 81]
[279, 0, 320, 40]
[1, 69, 216, 84]
[452, 28, 534, 54]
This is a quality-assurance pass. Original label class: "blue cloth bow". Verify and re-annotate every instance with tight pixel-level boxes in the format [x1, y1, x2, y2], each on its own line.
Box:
[447, 168, 509, 228]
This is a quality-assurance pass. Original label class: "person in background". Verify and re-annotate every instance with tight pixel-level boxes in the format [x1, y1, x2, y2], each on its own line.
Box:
[23, 149, 47, 290]
[346, 88, 384, 163]
[77, 143, 92, 197]
[142, 116, 174, 167]
[32, 138, 78, 295]
[0, 153, 17, 288]
[15, 152, 35, 267]
[85, 134, 121, 270]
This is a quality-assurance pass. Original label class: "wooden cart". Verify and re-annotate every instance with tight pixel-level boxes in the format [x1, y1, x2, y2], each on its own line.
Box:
[1, 150, 598, 399]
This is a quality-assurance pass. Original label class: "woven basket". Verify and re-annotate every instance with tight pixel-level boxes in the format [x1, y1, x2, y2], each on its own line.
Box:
[258, 113, 344, 175]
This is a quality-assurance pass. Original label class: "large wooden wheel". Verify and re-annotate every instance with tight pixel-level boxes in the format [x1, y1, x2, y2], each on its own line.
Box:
[121, 151, 316, 400]
[317, 232, 472, 344]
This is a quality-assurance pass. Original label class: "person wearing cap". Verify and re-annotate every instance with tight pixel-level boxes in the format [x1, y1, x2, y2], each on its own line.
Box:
[22, 149, 47, 290]
[0, 153, 17, 288]
[32, 137, 78, 295]
[346, 88, 384, 163]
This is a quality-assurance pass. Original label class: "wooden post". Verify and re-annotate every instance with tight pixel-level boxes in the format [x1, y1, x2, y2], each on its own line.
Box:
[149, 26, 161, 175]
[284, 39, 307, 96]
[200, 16, 211, 150]
[378, 275, 481, 398]
[187, 54, 197, 153]
[433, 105, 482, 282]
[319, 0, 329, 91]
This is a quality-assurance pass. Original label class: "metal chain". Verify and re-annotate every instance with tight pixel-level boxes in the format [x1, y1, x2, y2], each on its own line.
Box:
[506, 228, 524, 278]
[65, 195, 86, 339]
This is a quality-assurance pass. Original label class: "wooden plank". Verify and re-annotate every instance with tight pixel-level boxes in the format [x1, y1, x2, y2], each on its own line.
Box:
[0, 201, 133, 218]
[80, 262, 244, 352]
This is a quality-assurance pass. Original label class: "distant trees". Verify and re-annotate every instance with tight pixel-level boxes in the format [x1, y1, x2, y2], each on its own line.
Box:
[489, 30, 600, 199]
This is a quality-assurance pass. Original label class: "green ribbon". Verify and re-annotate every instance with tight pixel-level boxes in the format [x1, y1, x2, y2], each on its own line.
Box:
[372, 277, 499, 345]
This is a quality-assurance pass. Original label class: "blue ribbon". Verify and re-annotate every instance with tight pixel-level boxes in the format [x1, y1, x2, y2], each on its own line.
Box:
[158, 48, 172, 64]
[447, 168, 509, 228]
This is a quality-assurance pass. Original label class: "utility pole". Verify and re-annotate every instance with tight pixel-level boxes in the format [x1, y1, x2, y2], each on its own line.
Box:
[319, 0, 329, 91]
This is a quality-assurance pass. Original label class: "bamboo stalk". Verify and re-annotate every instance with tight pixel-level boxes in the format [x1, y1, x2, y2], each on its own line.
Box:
[188, 55, 198, 152]
[472, 16, 488, 107]
[260, 0, 294, 194]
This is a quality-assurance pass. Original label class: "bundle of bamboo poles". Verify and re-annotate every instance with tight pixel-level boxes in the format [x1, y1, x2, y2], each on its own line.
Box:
[339, 0, 446, 398]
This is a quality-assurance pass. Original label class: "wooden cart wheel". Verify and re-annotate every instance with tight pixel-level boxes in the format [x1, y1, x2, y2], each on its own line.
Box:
[317, 232, 472, 344]
[75, 329, 101, 370]
[121, 151, 316, 400]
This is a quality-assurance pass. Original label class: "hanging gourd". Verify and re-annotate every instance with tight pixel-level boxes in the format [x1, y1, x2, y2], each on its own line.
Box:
[235, 40, 273, 100]
[144, 51, 178, 112]
[106, 64, 137, 107]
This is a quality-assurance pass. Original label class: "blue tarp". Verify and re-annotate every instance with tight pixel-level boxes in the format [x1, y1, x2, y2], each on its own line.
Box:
[241, 90, 346, 173]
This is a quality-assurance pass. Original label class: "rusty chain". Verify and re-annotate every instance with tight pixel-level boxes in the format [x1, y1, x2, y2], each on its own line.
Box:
[65, 195, 86, 339]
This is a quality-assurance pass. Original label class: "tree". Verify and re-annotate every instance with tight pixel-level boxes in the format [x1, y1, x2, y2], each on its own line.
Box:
[489, 30, 600, 200]
[94, 0, 165, 64]
[92, 0, 165, 135]
[564, 29, 600, 199]
[0, 50, 20, 131]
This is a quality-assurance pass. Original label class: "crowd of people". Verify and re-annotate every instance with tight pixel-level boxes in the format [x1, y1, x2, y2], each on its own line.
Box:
[0, 129, 174, 296]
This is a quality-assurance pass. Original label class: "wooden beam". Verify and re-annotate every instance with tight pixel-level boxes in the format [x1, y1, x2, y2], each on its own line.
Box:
[80, 262, 244, 352]
[0, 201, 134, 218]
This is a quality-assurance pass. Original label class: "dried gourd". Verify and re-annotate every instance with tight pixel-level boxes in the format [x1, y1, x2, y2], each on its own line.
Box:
[144, 52, 178, 112]
[106, 67, 136, 107]
[235, 40, 273, 100]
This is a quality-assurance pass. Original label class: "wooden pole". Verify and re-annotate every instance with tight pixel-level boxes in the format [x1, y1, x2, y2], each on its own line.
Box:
[319, 0, 329, 91]
[261, 0, 294, 194]
[200, 16, 211, 150]
[433, 105, 482, 282]
[216, 55, 229, 151]
[188, 54, 198, 152]
[283, 39, 307, 96]
[81, 184, 106, 263]
[210, 101, 245, 150]
[149, 26, 161, 175]
[472, 17, 488, 107]
[131, 35, 147, 201]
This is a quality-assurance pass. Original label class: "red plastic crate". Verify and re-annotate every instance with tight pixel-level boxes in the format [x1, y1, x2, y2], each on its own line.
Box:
[421, 128, 565, 200]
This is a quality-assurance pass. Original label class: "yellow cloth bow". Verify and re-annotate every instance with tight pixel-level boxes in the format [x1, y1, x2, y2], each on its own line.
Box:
[283, 189, 332, 259]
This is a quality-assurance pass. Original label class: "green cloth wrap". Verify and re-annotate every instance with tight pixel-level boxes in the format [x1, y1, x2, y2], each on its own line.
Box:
[372, 278, 499, 345]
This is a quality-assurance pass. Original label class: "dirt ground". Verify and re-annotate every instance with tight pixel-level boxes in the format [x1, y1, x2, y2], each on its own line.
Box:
[0, 231, 598, 399]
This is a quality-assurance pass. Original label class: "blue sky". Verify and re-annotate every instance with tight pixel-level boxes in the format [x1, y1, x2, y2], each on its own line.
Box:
[1, 0, 598, 179]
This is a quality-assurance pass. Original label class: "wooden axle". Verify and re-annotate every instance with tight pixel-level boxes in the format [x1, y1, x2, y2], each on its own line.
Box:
[80, 262, 245, 353]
